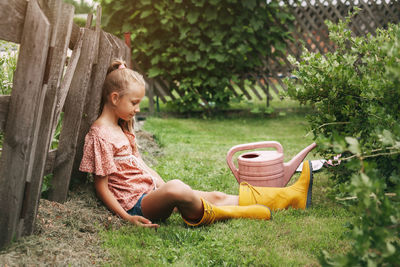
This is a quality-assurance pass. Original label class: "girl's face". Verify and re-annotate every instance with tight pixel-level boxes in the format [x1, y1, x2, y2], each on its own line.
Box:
[112, 83, 145, 121]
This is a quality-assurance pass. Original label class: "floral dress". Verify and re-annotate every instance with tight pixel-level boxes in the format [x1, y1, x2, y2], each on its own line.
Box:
[79, 125, 156, 211]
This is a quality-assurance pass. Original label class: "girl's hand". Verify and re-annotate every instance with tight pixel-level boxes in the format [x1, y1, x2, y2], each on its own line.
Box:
[127, 215, 160, 228]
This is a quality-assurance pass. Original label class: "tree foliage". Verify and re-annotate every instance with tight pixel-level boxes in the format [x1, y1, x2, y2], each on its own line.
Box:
[286, 16, 400, 266]
[100, 0, 293, 112]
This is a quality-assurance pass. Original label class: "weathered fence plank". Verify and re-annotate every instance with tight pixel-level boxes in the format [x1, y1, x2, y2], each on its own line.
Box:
[124, 41, 132, 69]
[48, 28, 98, 203]
[105, 32, 121, 59]
[23, 0, 74, 236]
[0, 95, 10, 131]
[44, 149, 57, 176]
[51, 30, 84, 136]
[71, 30, 113, 183]
[0, 0, 50, 248]
[69, 23, 80, 49]
[0, 0, 27, 43]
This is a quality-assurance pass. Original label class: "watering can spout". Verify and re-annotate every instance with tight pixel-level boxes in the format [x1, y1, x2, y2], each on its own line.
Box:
[283, 142, 317, 186]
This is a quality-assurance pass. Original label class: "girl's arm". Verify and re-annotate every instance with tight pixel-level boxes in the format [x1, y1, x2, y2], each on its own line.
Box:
[94, 175, 159, 228]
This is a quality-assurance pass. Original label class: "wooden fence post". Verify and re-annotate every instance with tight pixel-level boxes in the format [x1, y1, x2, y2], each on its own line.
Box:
[0, 0, 26, 43]
[22, 0, 74, 236]
[71, 30, 114, 183]
[48, 28, 98, 203]
[0, 0, 50, 248]
[0, 96, 11, 131]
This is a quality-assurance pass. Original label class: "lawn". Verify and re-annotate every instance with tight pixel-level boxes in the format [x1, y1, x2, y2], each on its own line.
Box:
[101, 110, 354, 266]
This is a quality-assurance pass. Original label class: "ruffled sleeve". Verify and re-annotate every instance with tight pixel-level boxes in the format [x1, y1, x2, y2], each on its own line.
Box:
[79, 130, 118, 176]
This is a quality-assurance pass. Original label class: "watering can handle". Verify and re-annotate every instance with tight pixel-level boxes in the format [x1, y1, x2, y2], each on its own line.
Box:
[226, 141, 283, 183]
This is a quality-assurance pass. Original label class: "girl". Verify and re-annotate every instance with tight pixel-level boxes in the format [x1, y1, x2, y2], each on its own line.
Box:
[79, 59, 314, 228]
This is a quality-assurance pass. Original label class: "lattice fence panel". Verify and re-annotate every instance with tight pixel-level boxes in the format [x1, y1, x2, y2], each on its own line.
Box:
[261, 0, 400, 99]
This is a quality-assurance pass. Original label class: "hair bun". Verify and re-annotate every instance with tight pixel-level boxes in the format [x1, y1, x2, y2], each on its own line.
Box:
[107, 58, 127, 75]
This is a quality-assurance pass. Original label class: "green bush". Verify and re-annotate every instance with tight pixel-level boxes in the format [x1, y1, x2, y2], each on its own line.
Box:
[0, 40, 18, 95]
[285, 16, 400, 266]
[73, 16, 88, 27]
[0, 40, 18, 149]
[100, 0, 293, 112]
[286, 17, 400, 189]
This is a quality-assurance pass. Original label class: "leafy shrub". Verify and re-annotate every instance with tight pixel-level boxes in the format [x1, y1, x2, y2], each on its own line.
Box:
[0, 40, 18, 95]
[73, 16, 88, 27]
[0, 40, 18, 149]
[285, 16, 400, 266]
[286, 17, 400, 189]
[100, 0, 293, 112]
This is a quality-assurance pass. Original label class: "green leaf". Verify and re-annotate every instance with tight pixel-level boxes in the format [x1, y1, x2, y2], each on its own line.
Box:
[129, 10, 140, 20]
[204, 7, 218, 21]
[140, 0, 151, 5]
[379, 129, 395, 146]
[184, 51, 201, 62]
[150, 55, 160, 65]
[187, 11, 200, 24]
[174, 8, 185, 18]
[345, 137, 360, 154]
[148, 67, 162, 78]
[386, 242, 395, 255]
[122, 22, 132, 33]
[140, 10, 152, 19]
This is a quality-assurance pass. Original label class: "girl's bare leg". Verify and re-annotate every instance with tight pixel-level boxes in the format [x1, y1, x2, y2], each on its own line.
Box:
[141, 179, 204, 221]
[194, 190, 239, 206]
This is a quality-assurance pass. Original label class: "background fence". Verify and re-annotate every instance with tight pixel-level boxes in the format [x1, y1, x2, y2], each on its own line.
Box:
[147, 0, 400, 110]
[0, 0, 131, 249]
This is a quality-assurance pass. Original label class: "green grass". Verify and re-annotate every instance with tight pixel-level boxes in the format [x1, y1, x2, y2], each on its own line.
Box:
[101, 112, 354, 266]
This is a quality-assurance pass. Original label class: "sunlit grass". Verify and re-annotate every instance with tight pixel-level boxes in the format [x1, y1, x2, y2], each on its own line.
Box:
[101, 111, 354, 266]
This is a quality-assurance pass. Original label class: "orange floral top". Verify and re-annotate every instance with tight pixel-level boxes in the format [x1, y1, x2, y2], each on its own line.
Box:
[79, 125, 156, 211]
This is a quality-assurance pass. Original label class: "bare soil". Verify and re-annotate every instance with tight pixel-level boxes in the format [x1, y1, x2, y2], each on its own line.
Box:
[0, 126, 162, 266]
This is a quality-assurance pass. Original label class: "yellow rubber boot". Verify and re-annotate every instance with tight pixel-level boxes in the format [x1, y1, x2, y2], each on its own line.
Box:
[183, 198, 271, 227]
[239, 160, 313, 210]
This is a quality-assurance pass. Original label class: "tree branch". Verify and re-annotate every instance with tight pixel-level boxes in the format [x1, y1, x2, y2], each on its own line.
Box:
[305, 121, 350, 137]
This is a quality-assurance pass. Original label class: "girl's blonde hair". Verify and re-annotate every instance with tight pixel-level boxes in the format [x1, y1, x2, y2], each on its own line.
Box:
[101, 58, 146, 133]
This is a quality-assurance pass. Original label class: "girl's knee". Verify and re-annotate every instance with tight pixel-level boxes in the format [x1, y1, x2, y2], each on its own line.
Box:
[164, 179, 189, 190]
[163, 179, 194, 202]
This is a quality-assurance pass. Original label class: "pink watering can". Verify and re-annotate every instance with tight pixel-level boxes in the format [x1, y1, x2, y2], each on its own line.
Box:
[226, 141, 316, 187]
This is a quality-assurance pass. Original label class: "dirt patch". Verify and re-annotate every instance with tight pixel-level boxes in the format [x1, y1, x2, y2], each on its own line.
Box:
[0, 126, 162, 266]
[135, 123, 163, 167]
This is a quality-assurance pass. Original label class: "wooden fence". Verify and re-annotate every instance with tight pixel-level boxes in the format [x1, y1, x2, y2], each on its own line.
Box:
[0, 0, 131, 249]
[147, 0, 400, 110]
